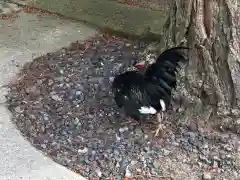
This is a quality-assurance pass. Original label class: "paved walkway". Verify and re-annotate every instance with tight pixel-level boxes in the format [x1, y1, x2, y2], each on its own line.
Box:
[0, 6, 97, 180]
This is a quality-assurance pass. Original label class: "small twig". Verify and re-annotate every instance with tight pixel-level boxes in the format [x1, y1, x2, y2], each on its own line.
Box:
[101, 34, 109, 43]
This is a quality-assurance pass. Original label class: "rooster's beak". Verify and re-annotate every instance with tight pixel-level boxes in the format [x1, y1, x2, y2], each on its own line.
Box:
[135, 61, 146, 69]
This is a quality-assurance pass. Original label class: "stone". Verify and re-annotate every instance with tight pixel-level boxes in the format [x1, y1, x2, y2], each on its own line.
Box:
[203, 172, 212, 180]
[0, 8, 12, 16]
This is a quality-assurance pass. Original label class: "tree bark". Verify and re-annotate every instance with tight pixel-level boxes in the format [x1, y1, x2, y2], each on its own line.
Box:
[146, 0, 240, 133]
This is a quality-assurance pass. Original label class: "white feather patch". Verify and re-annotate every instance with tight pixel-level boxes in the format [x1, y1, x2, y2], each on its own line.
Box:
[160, 99, 166, 111]
[139, 106, 157, 114]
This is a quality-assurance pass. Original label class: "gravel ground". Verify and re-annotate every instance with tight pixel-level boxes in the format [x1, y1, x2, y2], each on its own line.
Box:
[6, 34, 240, 180]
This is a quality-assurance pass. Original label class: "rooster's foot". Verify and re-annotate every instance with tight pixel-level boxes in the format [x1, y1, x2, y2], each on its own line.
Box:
[153, 123, 163, 137]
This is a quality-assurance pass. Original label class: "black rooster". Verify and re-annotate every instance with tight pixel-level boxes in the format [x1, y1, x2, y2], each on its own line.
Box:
[112, 47, 189, 137]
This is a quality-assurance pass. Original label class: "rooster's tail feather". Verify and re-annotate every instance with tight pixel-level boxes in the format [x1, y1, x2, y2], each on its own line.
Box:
[144, 47, 189, 104]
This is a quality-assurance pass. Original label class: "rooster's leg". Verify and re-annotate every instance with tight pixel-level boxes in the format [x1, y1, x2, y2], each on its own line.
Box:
[154, 112, 164, 137]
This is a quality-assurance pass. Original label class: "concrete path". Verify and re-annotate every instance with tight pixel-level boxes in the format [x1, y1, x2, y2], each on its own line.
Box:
[0, 8, 97, 180]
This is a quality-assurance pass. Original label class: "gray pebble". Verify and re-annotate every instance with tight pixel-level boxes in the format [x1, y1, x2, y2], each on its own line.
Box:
[203, 172, 212, 180]
[51, 94, 62, 101]
[41, 144, 47, 149]
[43, 114, 49, 121]
[162, 149, 171, 156]
[14, 106, 22, 113]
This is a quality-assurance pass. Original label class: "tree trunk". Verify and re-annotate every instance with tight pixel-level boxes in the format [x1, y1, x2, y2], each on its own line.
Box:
[147, 0, 240, 133]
